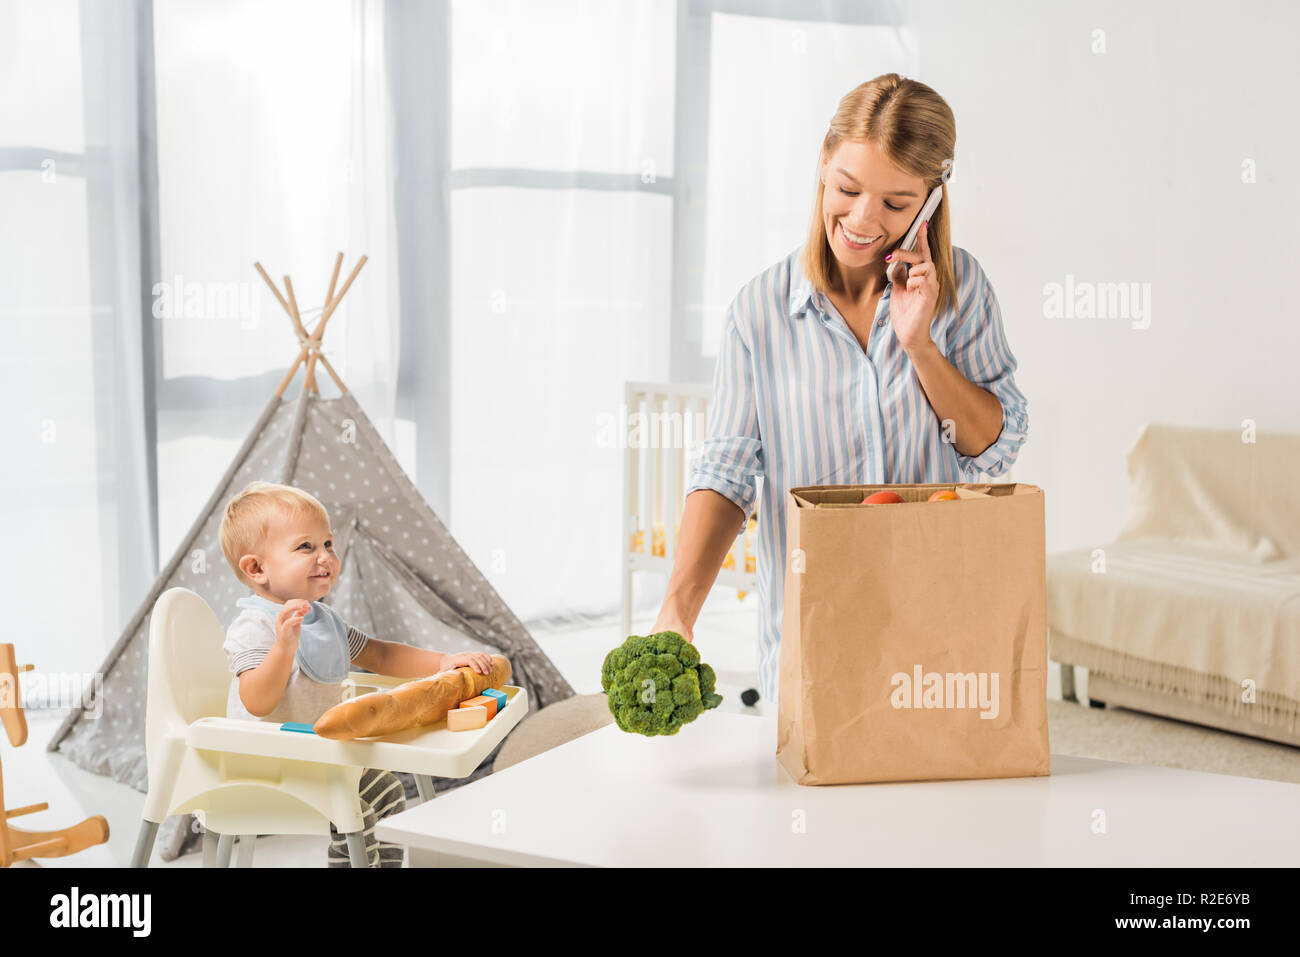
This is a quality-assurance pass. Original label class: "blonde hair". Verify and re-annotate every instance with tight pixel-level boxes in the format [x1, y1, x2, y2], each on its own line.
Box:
[219, 481, 331, 586]
[800, 73, 958, 319]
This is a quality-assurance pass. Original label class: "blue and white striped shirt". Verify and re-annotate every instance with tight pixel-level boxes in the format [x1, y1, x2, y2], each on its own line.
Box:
[685, 244, 1028, 702]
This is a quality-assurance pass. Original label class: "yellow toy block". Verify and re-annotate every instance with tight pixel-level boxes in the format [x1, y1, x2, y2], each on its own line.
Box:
[448, 705, 487, 731]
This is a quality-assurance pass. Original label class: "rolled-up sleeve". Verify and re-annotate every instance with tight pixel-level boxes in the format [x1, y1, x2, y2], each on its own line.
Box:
[346, 625, 370, 659]
[685, 305, 764, 533]
[224, 615, 273, 677]
[948, 276, 1028, 480]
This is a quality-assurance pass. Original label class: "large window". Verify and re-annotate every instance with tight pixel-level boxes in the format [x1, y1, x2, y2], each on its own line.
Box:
[0, 0, 145, 676]
[151, 0, 400, 562]
[451, 1, 675, 174]
[1, 1, 916, 678]
[154, 0, 355, 383]
[444, 0, 675, 621]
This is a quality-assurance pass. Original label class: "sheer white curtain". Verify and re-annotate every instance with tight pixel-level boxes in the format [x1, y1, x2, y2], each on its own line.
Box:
[152, 0, 400, 561]
[2, 0, 917, 680]
[0, 0, 398, 680]
[702, 14, 918, 355]
[0, 0, 154, 680]
[437, 2, 913, 626]
[441, 0, 674, 624]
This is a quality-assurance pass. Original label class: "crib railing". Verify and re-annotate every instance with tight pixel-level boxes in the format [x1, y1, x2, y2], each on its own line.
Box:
[621, 381, 758, 638]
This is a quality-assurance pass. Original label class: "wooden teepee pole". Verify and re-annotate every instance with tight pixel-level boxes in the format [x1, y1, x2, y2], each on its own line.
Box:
[323, 252, 344, 316]
[256, 261, 313, 397]
[274, 349, 308, 398]
[314, 254, 367, 343]
[281, 276, 309, 343]
[283, 275, 319, 395]
[252, 262, 292, 320]
[314, 352, 347, 394]
[300, 252, 346, 394]
[254, 253, 364, 398]
[302, 253, 365, 396]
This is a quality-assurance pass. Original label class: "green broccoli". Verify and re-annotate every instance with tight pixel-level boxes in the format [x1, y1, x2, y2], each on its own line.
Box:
[601, 631, 724, 736]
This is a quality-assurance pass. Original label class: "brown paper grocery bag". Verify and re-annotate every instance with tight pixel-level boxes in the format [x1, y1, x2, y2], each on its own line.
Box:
[776, 482, 1051, 785]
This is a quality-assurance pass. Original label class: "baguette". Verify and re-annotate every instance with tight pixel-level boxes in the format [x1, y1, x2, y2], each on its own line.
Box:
[313, 655, 512, 739]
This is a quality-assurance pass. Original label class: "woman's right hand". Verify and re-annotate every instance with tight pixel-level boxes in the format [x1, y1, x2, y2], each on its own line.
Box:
[275, 599, 310, 650]
[651, 614, 694, 644]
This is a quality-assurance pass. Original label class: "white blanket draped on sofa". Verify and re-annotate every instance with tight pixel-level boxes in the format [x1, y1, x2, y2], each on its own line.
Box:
[1047, 423, 1300, 737]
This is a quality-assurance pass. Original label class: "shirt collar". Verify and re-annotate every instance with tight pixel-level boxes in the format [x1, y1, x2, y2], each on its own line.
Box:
[788, 255, 890, 321]
[787, 267, 816, 319]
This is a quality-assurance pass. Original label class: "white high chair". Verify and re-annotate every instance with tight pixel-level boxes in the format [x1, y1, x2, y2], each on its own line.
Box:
[130, 587, 527, 868]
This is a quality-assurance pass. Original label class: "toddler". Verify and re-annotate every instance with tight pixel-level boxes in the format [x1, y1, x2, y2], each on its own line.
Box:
[217, 480, 493, 867]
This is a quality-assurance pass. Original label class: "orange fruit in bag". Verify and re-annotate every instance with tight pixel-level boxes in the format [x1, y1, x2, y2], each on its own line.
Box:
[862, 491, 904, 504]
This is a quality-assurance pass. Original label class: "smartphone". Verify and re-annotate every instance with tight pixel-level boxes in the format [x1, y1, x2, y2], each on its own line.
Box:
[885, 183, 945, 286]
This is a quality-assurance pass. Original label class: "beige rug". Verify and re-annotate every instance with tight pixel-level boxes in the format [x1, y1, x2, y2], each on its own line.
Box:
[1047, 699, 1300, 784]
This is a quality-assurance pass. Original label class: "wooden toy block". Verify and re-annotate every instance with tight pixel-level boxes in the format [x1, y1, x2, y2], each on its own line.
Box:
[447, 705, 487, 732]
[481, 688, 507, 712]
[459, 694, 497, 720]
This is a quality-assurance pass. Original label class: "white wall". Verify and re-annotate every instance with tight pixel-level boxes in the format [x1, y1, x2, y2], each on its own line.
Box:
[907, 0, 1298, 554]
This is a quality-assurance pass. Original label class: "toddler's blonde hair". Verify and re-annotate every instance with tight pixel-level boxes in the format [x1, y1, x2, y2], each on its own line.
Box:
[219, 481, 331, 586]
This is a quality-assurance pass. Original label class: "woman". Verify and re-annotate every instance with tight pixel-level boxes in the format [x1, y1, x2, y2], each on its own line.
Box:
[651, 74, 1028, 704]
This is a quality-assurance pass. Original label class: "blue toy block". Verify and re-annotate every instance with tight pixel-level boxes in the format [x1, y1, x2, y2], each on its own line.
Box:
[280, 722, 317, 734]
[482, 688, 507, 712]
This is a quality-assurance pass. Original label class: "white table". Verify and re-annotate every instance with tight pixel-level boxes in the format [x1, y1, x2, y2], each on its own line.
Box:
[376, 710, 1300, 867]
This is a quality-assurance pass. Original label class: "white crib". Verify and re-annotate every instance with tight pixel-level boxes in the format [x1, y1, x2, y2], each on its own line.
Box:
[620, 381, 759, 639]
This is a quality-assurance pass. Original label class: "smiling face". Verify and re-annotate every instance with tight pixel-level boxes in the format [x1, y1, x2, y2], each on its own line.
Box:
[237, 506, 340, 604]
[820, 139, 928, 292]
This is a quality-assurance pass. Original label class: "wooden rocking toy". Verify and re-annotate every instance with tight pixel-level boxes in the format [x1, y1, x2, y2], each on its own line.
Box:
[0, 644, 110, 867]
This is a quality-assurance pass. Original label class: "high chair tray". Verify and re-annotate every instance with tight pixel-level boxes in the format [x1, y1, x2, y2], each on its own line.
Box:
[186, 685, 528, 779]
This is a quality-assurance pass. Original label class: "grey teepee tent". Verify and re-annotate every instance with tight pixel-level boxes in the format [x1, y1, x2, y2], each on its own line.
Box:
[47, 253, 575, 859]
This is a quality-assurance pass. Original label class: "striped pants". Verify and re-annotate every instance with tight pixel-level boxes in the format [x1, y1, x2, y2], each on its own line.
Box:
[327, 768, 408, 868]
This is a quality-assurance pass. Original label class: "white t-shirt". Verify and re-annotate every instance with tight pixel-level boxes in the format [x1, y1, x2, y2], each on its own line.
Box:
[222, 603, 372, 724]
